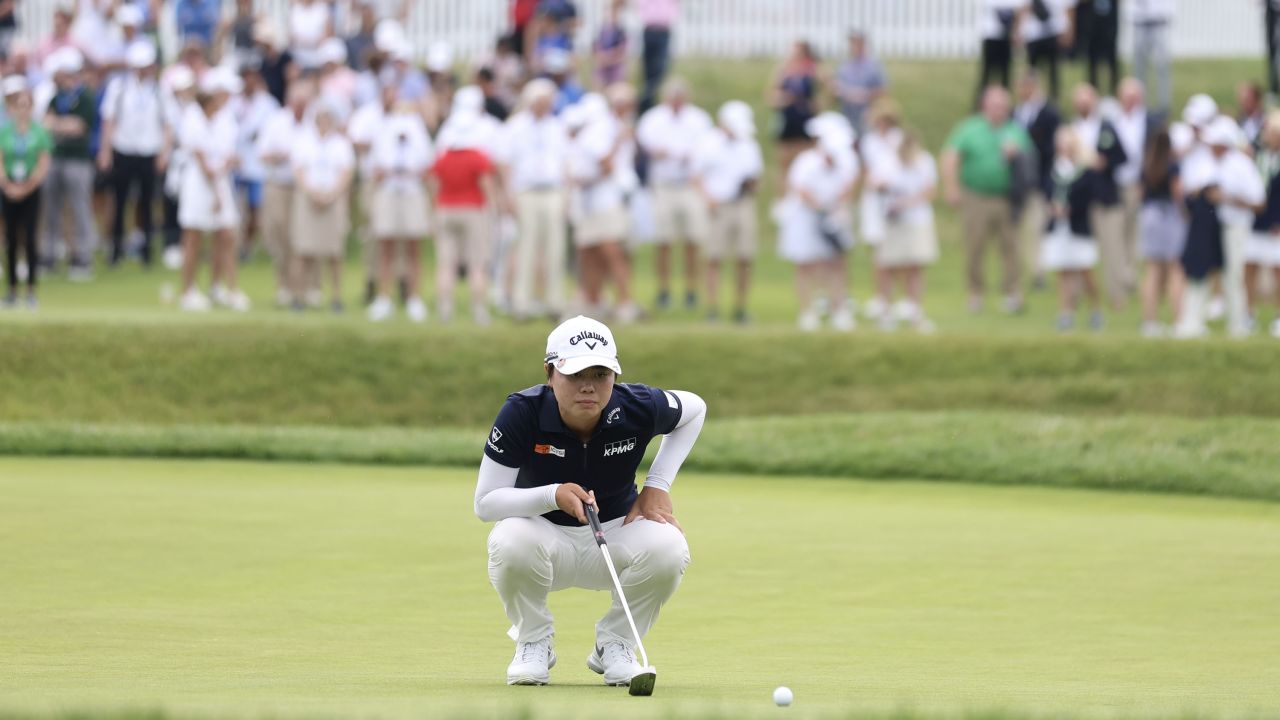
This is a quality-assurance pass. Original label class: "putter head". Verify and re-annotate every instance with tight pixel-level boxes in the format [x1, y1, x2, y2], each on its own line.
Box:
[628, 667, 657, 696]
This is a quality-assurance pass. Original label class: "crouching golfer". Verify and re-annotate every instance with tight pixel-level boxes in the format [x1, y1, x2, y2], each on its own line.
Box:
[475, 315, 707, 687]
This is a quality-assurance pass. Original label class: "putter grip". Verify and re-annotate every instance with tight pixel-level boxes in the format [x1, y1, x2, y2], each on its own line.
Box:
[585, 503, 606, 545]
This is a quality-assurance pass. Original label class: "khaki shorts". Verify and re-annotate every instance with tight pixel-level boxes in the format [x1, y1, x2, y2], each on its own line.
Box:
[371, 183, 431, 240]
[435, 207, 491, 273]
[291, 191, 350, 258]
[652, 183, 709, 245]
[576, 207, 630, 247]
[705, 198, 758, 261]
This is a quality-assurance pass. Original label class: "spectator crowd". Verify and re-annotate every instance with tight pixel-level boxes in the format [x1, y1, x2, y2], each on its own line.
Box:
[1, 0, 1279, 339]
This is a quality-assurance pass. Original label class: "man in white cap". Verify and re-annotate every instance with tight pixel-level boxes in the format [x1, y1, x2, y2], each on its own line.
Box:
[498, 78, 570, 321]
[694, 100, 763, 324]
[317, 38, 356, 119]
[636, 77, 713, 311]
[476, 315, 705, 687]
[99, 40, 170, 267]
[41, 48, 98, 279]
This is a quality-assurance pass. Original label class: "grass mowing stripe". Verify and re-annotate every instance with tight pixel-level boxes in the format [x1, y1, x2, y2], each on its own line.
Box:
[2, 411, 1277, 502]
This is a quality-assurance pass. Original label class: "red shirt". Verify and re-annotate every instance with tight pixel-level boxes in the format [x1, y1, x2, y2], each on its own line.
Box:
[512, 0, 539, 27]
[432, 149, 494, 209]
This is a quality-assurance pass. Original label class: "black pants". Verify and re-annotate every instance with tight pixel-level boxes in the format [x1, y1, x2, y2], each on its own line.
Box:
[1268, 3, 1280, 95]
[163, 192, 180, 250]
[109, 151, 157, 265]
[1026, 36, 1062, 103]
[639, 26, 672, 116]
[976, 39, 1012, 108]
[1087, 19, 1120, 95]
[4, 188, 41, 292]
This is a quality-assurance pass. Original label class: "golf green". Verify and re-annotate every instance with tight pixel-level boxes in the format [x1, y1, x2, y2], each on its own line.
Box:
[2, 458, 1278, 720]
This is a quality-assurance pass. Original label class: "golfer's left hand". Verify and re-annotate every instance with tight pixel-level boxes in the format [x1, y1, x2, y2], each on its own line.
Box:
[625, 487, 682, 532]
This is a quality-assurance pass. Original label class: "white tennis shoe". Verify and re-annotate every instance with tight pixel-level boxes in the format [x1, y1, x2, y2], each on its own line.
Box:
[587, 640, 644, 687]
[507, 637, 555, 685]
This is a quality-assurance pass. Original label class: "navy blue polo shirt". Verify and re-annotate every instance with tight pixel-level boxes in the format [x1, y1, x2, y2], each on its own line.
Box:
[485, 383, 683, 526]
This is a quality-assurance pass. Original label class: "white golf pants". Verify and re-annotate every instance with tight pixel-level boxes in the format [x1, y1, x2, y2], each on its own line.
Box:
[487, 514, 690, 646]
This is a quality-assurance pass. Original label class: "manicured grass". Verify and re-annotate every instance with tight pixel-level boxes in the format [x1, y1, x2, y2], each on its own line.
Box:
[2, 411, 1279, 502]
[2, 459, 1279, 719]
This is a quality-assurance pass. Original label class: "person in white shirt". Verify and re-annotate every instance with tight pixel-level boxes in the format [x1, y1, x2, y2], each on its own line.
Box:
[857, 98, 904, 323]
[178, 69, 247, 312]
[255, 78, 311, 307]
[1132, 0, 1174, 114]
[777, 113, 860, 332]
[98, 40, 171, 267]
[1176, 117, 1264, 338]
[1023, 0, 1077, 104]
[1211, 117, 1266, 338]
[290, 101, 355, 312]
[636, 77, 713, 311]
[230, 64, 280, 261]
[872, 130, 939, 333]
[366, 102, 433, 323]
[693, 100, 762, 324]
[568, 86, 640, 324]
[1112, 78, 1155, 299]
[289, 0, 332, 71]
[347, 81, 397, 304]
[161, 65, 197, 271]
[499, 79, 570, 321]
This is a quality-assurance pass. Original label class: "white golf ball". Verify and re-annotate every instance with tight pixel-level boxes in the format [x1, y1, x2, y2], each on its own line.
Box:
[773, 686, 793, 706]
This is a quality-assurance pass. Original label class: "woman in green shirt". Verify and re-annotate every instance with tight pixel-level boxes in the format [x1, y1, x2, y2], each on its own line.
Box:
[0, 79, 52, 308]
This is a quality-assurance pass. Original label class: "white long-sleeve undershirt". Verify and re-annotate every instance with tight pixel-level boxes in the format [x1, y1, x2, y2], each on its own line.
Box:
[473, 390, 707, 522]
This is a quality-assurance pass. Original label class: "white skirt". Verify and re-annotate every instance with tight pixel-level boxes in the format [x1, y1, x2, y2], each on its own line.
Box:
[1243, 232, 1280, 266]
[776, 199, 853, 264]
[1040, 226, 1099, 271]
[178, 164, 239, 232]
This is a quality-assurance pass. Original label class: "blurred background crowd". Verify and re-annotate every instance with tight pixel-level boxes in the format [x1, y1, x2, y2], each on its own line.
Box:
[1, 0, 1279, 338]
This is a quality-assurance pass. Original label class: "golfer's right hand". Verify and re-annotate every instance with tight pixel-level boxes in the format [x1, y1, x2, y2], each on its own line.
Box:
[556, 483, 594, 524]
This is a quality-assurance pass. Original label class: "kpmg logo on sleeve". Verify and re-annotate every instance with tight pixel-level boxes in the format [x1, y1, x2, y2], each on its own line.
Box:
[603, 437, 637, 457]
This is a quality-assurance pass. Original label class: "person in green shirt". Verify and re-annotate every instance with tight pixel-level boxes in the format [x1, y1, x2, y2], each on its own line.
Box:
[0, 79, 53, 308]
[941, 85, 1032, 314]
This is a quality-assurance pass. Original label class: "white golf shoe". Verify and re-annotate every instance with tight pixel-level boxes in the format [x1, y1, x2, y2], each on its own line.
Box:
[405, 297, 428, 324]
[587, 640, 644, 687]
[507, 637, 555, 685]
[367, 296, 394, 322]
[179, 288, 211, 312]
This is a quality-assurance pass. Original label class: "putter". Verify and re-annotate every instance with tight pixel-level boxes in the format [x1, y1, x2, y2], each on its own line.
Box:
[585, 501, 658, 696]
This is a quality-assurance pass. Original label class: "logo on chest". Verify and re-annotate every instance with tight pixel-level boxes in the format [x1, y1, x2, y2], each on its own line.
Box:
[603, 437, 637, 457]
[534, 444, 566, 458]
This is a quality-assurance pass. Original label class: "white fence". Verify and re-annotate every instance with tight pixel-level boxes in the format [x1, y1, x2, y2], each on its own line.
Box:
[15, 0, 1269, 64]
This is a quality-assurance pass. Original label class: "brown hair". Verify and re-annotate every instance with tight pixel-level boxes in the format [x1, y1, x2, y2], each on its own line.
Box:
[1142, 126, 1173, 191]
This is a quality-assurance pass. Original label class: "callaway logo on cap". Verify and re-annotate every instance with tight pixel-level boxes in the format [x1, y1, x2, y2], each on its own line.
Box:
[544, 316, 623, 376]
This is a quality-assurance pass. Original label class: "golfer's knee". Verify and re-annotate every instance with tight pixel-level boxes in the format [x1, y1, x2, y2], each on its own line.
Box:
[634, 523, 690, 579]
[487, 518, 553, 571]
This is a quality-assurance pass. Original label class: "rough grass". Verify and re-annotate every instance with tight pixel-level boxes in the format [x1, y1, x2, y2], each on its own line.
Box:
[2, 323, 1279, 427]
[2, 410, 1278, 502]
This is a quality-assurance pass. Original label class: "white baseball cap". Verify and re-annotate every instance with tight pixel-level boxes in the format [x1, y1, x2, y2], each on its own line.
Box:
[1182, 94, 1218, 129]
[126, 40, 157, 69]
[320, 37, 348, 66]
[2, 74, 28, 97]
[545, 316, 622, 376]
[115, 4, 144, 27]
[1204, 115, 1242, 148]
